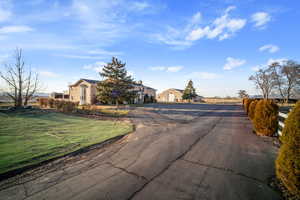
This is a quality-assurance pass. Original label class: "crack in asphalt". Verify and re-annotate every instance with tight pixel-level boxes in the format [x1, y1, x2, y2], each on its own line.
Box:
[126, 117, 222, 200]
[181, 159, 266, 185]
[105, 162, 148, 181]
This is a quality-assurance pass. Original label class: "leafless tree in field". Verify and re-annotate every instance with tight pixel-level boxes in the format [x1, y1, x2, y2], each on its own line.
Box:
[268, 60, 300, 102]
[0, 48, 40, 107]
[237, 90, 249, 98]
[249, 68, 275, 99]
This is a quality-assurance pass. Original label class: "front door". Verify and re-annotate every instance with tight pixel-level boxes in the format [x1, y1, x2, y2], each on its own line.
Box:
[169, 93, 175, 102]
[80, 85, 87, 105]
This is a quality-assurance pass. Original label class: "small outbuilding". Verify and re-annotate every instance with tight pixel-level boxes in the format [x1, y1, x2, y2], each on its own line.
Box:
[157, 89, 184, 102]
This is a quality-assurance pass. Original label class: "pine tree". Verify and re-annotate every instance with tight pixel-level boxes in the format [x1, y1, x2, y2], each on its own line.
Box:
[96, 57, 136, 106]
[182, 80, 197, 102]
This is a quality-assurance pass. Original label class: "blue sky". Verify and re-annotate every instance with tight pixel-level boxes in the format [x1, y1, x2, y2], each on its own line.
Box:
[0, 0, 299, 97]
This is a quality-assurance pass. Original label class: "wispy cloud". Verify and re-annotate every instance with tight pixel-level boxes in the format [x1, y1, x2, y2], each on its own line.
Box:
[87, 49, 122, 56]
[186, 72, 220, 79]
[223, 57, 246, 70]
[259, 44, 279, 53]
[251, 12, 271, 28]
[38, 70, 59, 78]
[0, 25, 33, 34]
[251, 58, 287, 71]
[59, 54, 105, 59]
[154, 6, 246, 49]
[129, 2, 150, 11]
[83, 61, 106, 72]
[150, 65, 183, 72]
[267, 58, 287, 66]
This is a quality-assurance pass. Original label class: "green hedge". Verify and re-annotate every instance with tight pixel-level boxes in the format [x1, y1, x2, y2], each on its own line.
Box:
[276, 101, 300, 197]
[253, 99, 278, 136]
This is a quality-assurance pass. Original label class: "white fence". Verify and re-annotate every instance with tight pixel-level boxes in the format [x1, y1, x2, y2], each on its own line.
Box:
[277, 111, 288, 136]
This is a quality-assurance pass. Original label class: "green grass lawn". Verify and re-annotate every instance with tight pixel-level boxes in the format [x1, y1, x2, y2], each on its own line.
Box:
[0, 111, 133, 174]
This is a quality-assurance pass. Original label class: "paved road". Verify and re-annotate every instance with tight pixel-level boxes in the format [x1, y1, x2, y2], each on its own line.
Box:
[0, 104, 281, 200]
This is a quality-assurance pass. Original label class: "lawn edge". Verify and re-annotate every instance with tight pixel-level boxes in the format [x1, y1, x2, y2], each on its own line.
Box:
[0, 132, 131, 182]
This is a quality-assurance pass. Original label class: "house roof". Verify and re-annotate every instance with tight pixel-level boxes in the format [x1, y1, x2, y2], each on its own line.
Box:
[70, 78, 156, 90]
[134, 83, 156, 91]
[170, 88, 184, 93]
[69, 79, 100, 87]
[81, 79, 100, 84]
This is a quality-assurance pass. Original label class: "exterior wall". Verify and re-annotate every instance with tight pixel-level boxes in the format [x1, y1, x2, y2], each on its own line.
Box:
[144, 87, 156, 99]
[69, 85, 80, 103]
[69, 81, 95, 105]
[69, 79, 156, 105]
[132, 85, 156, 104]
[157, 89, 183, 102]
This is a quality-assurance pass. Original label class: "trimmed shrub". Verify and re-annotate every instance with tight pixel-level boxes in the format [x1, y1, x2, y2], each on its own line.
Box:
[248, 100, 258, 120]
[242, 98, 246, 105]
[243, 98, 249, 111]
[48, 98, 54, 108]
[276, 101, 300, 197]
[38, 98, 49, 108]
[253, 99, 278, 136]
[244, 98, 253, 114]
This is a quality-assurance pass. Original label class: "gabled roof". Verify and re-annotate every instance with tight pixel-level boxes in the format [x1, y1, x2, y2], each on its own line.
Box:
[134, 83, 156, 91]
[81, 79, 100, 84]
[171, 88, 184, 93]
[70, 78, 156, 91]
[69, 79, 100, 87]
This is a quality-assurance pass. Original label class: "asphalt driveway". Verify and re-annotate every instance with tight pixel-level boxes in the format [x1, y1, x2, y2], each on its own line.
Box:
[0, 104, 281, 200]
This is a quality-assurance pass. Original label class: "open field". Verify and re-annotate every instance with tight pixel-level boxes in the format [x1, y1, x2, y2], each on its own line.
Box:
[202, 98, 242, 104]
[0, 111, 133, 174]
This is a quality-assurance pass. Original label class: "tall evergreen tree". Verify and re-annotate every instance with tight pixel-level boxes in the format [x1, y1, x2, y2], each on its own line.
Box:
[96, 57, 136, 106]
[182, 80, 197, 102]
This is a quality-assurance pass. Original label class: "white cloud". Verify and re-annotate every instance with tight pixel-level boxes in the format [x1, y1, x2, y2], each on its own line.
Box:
[156, 6, 246, 49]
[83, 61, 106, 72]
[150, 66, 166, 71]
[223, 57, 246, 70]
[187, 72, 220, 79]
[166, 66, 183, 72]
[38, 70, 59, 78]
[251, 58, 288, 71]
[87, 49, 122, 56]
[0, 26, 33, 34]
[149, 65, 183, 72]
[267, 58, 287, 66]
[259, 44, 279, 53]
[130, 2, 150, 11]
[251, 12, 271, 28]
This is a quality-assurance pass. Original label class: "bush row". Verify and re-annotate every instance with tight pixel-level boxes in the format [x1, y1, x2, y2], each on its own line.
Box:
[38, 98, 79, 112]
[243, 98, 300, 197]
[242, 98, 278, 136]
[276, 101, 300, 198]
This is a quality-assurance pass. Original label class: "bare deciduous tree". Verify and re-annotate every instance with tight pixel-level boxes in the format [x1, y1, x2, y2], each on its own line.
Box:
[237, 90, 249, 98]
[249, 68, 275, 99]
[0, 48, 40, 107]
[269, 60, 300, 102]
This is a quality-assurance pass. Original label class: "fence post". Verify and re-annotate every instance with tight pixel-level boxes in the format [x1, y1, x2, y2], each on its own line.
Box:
[277, 111, 289, 136]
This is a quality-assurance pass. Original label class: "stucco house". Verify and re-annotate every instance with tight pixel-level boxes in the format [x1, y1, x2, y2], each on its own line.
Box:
[69, 79, 156, 105]
[157, 89, 184, 102]
[157, 88, 202, 103]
